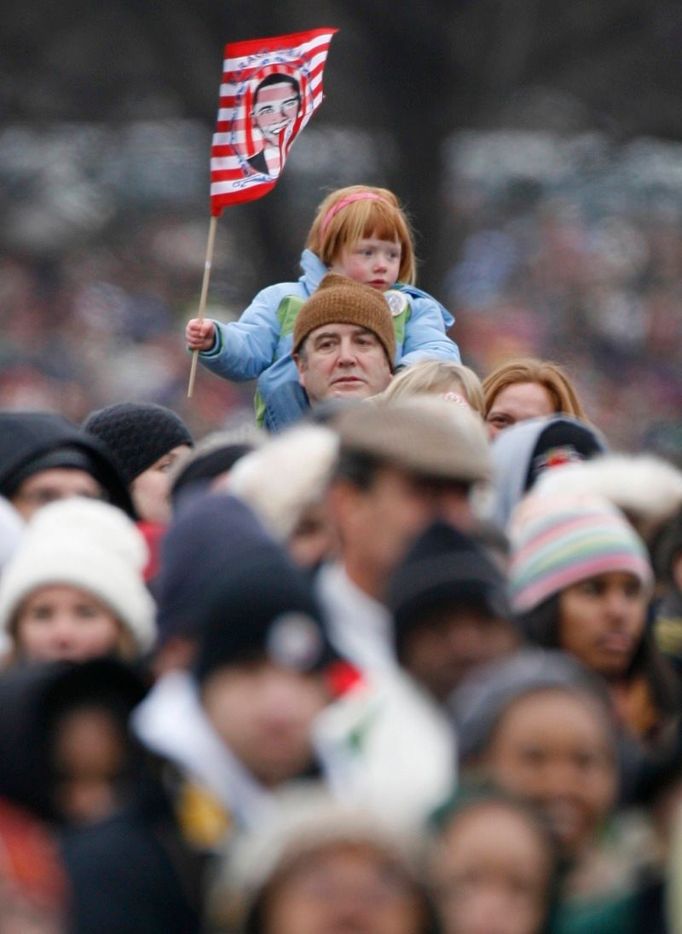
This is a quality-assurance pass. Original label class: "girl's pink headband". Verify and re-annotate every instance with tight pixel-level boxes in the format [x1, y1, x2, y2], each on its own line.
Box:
[320, 192, 389, 236]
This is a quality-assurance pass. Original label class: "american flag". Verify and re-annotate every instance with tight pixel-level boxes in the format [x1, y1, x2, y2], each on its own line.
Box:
[210, 27, 338, 216]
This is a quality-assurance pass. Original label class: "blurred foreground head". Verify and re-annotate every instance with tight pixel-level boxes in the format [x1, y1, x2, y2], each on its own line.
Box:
[151, 492, 279, 673]
[190, 529, 335, 789]
[224, 423, 340, 568]
[0, 657, 148, 825]
[451, 649, 617, 859]
[534, 452, 682, 564]
[327, 397, 491, 598]
[427, 785, 559, 934]
[387, 519, 517, 701]
[211, 788, 436, 934]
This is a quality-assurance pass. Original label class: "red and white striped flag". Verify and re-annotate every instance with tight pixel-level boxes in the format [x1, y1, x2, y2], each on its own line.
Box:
[209, 27, 338, 216]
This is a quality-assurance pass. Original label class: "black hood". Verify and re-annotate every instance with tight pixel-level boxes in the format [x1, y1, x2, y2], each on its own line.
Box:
[0, 658, 148, 822]
[0, 411, 135, 517]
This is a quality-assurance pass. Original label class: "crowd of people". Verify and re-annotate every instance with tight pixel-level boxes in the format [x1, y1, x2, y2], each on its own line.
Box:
[443, 137, 682, 456]
[0, 183, 680, 934]
[3, 131, 682, 461]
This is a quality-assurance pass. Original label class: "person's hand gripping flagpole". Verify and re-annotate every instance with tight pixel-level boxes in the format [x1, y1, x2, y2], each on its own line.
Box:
[187, 215, 218, 398]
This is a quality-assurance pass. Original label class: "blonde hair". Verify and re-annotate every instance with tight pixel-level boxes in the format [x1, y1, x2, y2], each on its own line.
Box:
[306, 185, 416, 284]
[379, 360, 485, 415]
[483, 358, 586, 420]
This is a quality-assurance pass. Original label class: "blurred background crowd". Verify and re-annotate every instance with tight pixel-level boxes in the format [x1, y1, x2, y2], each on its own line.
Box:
[2, 126, 682, 455]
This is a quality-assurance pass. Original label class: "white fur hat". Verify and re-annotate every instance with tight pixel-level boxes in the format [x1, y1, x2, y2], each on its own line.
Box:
[0, 498, 156, 653]
[534, 454, 682, 542]
[225, 424, 339, 540]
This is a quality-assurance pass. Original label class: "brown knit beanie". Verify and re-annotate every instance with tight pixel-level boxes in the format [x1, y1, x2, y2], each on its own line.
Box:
[292, 274, 396, 367]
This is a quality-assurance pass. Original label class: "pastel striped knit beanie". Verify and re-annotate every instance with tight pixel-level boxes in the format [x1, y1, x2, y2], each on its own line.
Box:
[509, 492, 653, 613]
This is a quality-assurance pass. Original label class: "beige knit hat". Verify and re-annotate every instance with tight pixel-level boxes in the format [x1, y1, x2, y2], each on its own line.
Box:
[292, 274, 396, 366]
[335, 396, 491, 484]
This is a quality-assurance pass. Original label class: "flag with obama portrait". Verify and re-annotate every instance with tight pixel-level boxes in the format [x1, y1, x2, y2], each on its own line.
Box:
[210, 27, 338, 216]
[187, 26, 338, 397]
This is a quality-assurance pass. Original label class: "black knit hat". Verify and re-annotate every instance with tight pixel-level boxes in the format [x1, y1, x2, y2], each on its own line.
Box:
[0, 411, 135, 517]
[193, 540, 335, 685]
[82, 402, 193, 485]
[387, 520, 511, 662]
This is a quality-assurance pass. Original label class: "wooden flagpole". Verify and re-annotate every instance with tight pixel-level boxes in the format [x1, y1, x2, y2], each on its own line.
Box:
[187, 214, 218, 398]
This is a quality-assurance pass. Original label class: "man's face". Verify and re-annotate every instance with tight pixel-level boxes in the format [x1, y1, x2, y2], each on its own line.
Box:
[295, 323, 392, 404]
[11, 468, 104, 520]
[329, 467, 471, 594]
[201, 660, 328, 787]
[252, 81, 300, 145]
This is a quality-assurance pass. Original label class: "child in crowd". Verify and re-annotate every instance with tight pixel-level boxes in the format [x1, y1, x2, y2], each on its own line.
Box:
[0, 498, 156, 665]
[185, 184, 461, 430]
[427, 787, 559, 934]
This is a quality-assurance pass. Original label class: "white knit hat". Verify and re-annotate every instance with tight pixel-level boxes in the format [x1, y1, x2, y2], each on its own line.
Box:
[533, 453, 682, 540]
[0, 498, 156, 653]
